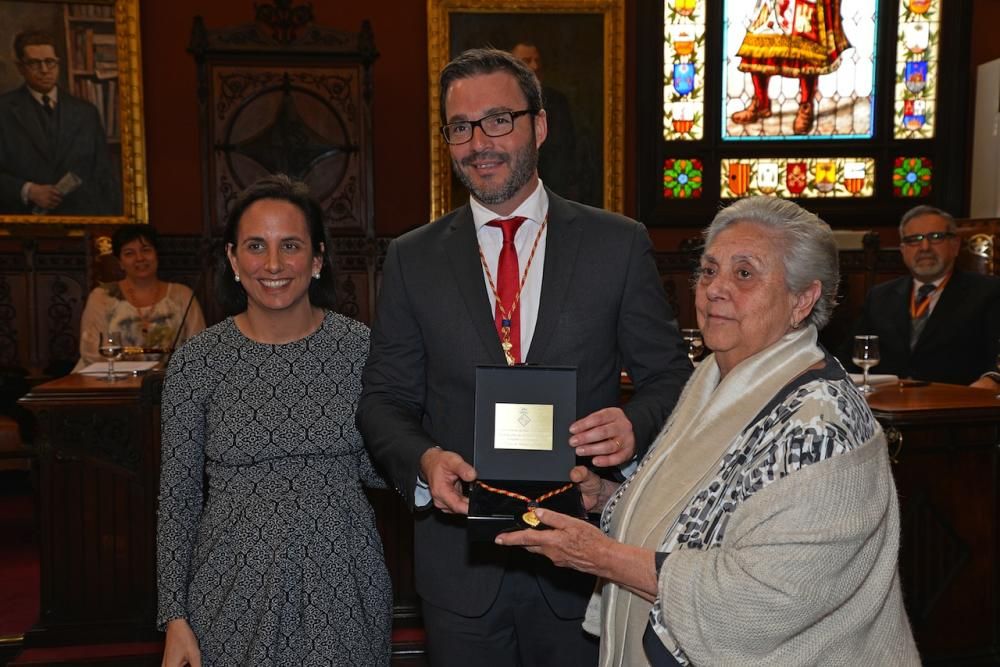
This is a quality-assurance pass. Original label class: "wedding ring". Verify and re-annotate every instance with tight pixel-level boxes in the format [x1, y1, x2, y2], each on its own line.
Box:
[614, 438, 623, 451]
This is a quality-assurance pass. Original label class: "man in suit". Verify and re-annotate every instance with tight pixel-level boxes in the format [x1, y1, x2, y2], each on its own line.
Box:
[0, 30, 120, 216]
[357, 48, 690, 666]
[841, 205, 1000, 385]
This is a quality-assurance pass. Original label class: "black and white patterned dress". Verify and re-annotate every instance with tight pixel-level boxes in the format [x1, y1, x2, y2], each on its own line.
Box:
[157, 311, 391, 666]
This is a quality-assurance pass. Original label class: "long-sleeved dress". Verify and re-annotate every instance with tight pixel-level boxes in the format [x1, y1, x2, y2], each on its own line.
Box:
[157, 311, 391, 666]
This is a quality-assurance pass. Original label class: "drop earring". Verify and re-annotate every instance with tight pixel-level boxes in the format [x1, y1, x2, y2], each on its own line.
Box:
[234, 273, 241, 283]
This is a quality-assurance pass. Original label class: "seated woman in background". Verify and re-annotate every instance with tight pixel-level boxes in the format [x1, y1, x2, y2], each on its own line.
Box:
[157, 175, 392, 666]
[498, 197, 919, 666]
[74, 224, 205, 369]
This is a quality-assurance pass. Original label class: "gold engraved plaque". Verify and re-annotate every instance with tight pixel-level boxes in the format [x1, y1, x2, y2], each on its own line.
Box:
[494, 403, 554, 451]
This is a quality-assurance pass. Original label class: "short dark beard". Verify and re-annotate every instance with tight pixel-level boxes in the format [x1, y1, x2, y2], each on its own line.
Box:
[452, 135, 538, 206]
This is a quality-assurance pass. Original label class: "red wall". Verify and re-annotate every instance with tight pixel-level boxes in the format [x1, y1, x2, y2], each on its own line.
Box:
[141, 0, 430, 237]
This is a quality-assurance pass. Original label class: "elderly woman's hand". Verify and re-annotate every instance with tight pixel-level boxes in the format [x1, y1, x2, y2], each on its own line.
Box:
[496, 508, 660, 600]
[495, 508, 613, 575]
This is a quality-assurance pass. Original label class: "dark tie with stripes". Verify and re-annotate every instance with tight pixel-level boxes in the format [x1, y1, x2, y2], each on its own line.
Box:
[909, 283, 936, 350]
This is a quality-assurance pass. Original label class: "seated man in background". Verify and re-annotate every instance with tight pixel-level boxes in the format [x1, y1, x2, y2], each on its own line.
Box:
[840, 205, 1000, 387]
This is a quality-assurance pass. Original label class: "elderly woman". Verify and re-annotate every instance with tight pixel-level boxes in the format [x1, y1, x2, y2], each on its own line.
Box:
[497, 197, 919, 665]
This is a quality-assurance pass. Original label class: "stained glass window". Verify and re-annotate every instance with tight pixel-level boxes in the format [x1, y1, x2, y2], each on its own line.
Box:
[892, 157, 933, 197]
[647, 0, 959, 221]
[663, 0, 706, 140]
[663, 158, 704, 198]
[719, 157, 875, 198]
[722, 0, 878, 141]
[894, 0, 940, 138]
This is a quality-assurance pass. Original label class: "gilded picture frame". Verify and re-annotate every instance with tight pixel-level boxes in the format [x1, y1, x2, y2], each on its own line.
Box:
[0, 0, 147, 225]
[427, 0, 625, 219]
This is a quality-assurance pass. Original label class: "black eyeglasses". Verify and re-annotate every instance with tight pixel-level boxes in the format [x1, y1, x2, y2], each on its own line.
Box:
[441, 109, 536, 145]
[20, 57, 59, 72]
[900, 231, 956, 246]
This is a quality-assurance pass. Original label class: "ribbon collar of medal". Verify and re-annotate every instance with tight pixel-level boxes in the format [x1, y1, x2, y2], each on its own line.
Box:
[477, 216, 548, 365]
[475, 479, 573, 528]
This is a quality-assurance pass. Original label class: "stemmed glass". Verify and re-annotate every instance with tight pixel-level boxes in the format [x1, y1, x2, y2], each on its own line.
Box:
[98, 331, 123, 382]
[681, 328, 704, 366]
[852, 335, 880, 394]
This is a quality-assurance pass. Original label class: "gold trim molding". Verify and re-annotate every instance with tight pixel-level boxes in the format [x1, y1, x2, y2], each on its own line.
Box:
[427, 0, 625, 220]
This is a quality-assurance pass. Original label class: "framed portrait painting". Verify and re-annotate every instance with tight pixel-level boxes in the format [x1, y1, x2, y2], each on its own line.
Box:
[0, 0, 147, 225]
[427, 0, 625, 219]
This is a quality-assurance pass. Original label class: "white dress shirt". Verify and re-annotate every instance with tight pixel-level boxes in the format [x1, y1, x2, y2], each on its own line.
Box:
[471, 179, 549, 360]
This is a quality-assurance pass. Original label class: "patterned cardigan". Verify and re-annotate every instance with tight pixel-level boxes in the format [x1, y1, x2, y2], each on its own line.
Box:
[585, 329, 920, 666]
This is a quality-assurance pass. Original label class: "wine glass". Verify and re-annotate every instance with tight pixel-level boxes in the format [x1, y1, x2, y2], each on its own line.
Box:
[852, 335, 880, 394]
[680, 328, 704, 366]
[98, 331, 123, 382]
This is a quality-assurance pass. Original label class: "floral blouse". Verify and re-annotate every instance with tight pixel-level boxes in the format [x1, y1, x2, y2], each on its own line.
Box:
[74, 281, 206, 370]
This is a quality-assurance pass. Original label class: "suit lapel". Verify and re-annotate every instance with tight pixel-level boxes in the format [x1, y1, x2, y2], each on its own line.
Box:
[444, 207, 507, 365]
[889, 277, 913, 348]
[10, 87, 51, 158]
[525, 192, 582, 363]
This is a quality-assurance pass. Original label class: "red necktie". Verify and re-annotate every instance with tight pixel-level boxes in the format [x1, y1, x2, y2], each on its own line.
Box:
[487, 217, 526, 364]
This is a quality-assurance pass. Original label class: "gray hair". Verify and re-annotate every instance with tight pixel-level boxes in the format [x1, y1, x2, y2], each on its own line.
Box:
[702, 197, 839, 330]
[898, 205, 956, 237]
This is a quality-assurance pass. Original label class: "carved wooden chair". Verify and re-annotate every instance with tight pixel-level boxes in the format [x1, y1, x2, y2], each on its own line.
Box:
[955, 218, 1000, 275]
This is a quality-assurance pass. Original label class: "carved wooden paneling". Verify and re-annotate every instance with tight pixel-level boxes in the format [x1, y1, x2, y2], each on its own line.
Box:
[871, 388, 1000, 666]
[20, 374, 162, 646]
[189, 15, 377, 239]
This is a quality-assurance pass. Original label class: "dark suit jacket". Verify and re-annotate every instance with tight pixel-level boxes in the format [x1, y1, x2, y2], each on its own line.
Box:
[840, 270, 1000, 384]
[357, 190, 691, 618]
[0, 85, 120, 215]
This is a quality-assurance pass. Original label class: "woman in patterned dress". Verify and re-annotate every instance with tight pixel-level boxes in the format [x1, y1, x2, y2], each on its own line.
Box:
[157, 175, 391, 666]
[74, 225, 205, 371]
[497, 197, 919, 666]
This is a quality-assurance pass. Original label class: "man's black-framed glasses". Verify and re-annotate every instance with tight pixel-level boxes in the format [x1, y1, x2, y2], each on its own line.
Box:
[441, 109, 535, 145]
[900, 231, 956, 246]
[20, 57, 60, 71]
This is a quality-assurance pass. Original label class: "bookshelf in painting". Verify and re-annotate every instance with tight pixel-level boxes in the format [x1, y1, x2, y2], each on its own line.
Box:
[62, 3, 119, 143]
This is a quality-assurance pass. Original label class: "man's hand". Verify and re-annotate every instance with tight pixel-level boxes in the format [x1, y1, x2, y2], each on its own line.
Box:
[569, 464, 617, 512]
[568, 406, 635, 467]
[420, 447, 477, 515]
[27, 184, 62, 211]
[162, 618, 202, 667]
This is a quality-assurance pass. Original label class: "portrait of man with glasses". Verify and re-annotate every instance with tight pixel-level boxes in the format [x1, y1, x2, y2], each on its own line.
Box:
[358, 47, 691, 666]
[840, 205, 1000, 387]
[0, 29, 120, 216]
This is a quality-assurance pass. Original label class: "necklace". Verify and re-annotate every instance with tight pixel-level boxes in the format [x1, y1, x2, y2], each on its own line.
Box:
[121, 281, 165, 336]
[474, 479, 573, 528]
[477, 217, 547, 365]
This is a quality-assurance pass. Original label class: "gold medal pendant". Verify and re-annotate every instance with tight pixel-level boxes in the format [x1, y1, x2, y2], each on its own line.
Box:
[500, 326, 515, 366]
[521, 510, 541, 528]
[502, 343, 515, 366]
